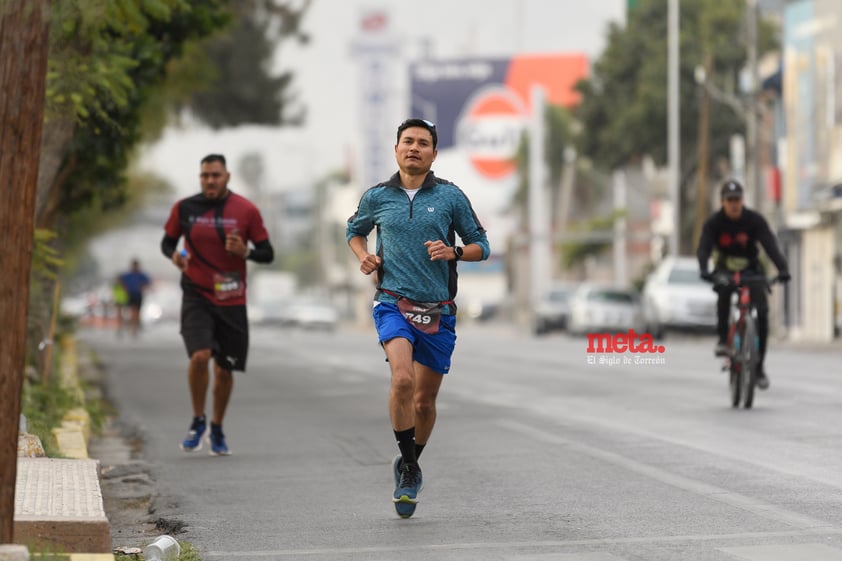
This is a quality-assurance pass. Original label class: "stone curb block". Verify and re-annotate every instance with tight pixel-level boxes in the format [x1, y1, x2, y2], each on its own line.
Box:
[63, 408, 91, 444]
[0, 544, 28, 561]
[14, 458, 111, 554]
[51, 426, 88, 460]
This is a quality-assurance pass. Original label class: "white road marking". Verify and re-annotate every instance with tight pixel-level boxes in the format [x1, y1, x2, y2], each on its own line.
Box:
[720, 542, 842, 561]
[509, 553, 629, 560]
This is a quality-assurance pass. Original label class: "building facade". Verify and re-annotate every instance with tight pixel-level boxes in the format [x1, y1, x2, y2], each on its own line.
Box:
[778, 0, 842, 341]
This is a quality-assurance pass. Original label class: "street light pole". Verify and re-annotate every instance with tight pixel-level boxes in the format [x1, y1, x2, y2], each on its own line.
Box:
[746, 0, 760, 211]
[668, 0, 681, 256]
[693, 54, 712, 249]
[528, 86, 549, 316]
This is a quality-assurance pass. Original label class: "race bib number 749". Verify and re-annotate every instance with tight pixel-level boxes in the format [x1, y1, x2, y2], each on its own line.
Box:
[396, 299, 442, 334]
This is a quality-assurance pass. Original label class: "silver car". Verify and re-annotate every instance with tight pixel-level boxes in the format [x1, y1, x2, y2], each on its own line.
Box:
[567, 284, 644, 335]
[533, 283, 576, 334]
[283, 299, 339, 331]
[641, 256, 718, 338]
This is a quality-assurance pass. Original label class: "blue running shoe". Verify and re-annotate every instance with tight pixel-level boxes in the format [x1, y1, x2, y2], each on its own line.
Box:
[180, 416, 206, 452]
[209, 426, 231, 456]
[393, 463, 422, 518]
[392, 455, 402, 488]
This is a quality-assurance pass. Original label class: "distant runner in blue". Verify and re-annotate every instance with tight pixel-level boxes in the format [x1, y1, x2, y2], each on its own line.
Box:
[118, 258, 151, 337]
[347, 118, 491, 518]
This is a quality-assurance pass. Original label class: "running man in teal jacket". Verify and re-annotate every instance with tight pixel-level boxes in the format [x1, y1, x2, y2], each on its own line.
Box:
[347, 118, 490, 518]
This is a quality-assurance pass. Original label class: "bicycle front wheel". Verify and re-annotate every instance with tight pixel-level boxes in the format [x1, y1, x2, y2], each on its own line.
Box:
[741, 316, 758, 409]
[729, 330, 741, 408]
[729, 365, 741, 408]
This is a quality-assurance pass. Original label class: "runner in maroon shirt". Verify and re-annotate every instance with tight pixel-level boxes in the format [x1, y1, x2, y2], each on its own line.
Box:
[161, 154, 274, 456]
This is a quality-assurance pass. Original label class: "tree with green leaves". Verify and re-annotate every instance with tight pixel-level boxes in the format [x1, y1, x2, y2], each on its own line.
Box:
[37, 0, 313, 232]
[36, 0, 231, 229]
[28, 0, 311, 354]
[574, 0, 778, 251]
[186, 0, 313, 128]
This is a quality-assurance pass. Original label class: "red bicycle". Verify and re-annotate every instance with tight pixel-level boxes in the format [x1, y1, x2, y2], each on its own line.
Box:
[713, 272, 779, 409]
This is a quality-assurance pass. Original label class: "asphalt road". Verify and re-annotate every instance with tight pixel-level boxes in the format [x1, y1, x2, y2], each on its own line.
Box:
[82, 320, 842, 561]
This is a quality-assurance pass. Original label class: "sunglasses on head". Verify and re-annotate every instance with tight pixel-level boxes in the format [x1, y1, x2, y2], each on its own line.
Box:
[400, 118, 436, 130]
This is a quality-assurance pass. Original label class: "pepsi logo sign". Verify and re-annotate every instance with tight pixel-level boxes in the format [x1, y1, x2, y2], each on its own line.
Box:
[455, 86, 527, 180]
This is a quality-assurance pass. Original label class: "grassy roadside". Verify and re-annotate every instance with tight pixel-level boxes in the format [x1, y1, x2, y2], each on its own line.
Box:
[21, 334, 204, 561]
[21, 336, 108, 457]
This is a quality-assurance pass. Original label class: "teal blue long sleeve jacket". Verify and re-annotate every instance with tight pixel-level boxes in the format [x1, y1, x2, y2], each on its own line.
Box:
[346, 171, 491, 311]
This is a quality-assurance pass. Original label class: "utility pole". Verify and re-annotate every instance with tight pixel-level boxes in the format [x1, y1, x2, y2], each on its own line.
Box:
[667, 0, 681, 256]
[528, 86, 550, 322]
[693, 54, 713, 248]
[555, 147, 577, 249]
[746, 0, 760, 211]
[613, 170, 628, 286]
[0, 0, 51, 543]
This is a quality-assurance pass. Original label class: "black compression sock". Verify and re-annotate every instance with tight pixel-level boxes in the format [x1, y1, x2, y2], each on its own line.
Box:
[415, 442, 425, 460]
[394, 428, 417, 466]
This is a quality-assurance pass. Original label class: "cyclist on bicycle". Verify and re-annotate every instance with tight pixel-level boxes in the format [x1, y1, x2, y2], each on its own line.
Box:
[696, 179, 791, 390]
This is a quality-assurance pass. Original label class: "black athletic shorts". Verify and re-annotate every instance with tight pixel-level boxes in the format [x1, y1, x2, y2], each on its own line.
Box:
[127, 293, 143, 309]
[180, 290, 249, 372]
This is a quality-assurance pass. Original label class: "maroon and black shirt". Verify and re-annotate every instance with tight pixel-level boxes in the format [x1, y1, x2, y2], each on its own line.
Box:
[163, 191, 269, 306]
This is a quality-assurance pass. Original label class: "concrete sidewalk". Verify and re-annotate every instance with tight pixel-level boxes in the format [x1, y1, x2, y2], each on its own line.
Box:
[6, 337, 115, 561]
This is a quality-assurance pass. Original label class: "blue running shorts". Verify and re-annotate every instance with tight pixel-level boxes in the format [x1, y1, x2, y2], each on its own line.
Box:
[372, 302, 457, 374]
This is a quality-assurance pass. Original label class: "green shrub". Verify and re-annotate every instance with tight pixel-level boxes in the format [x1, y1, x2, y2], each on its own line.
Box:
[22, 375, 83, 458]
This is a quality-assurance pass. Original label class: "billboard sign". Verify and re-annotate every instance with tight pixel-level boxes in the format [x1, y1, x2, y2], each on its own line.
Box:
[410, 54, 588, 180]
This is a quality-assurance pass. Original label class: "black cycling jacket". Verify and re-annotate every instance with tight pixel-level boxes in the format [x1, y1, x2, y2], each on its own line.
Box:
[696, 207, 789, 275]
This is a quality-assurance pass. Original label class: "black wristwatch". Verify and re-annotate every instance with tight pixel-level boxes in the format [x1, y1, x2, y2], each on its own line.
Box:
[453, 246, 464, 261]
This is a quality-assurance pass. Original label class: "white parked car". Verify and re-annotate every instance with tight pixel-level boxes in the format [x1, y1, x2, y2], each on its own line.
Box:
[641, 256, 718, 338]
[283, 299, 339, 331]
[533, 283, 576, 335]
[567, 284, 644, 335]
[250, 297, 339, 331]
